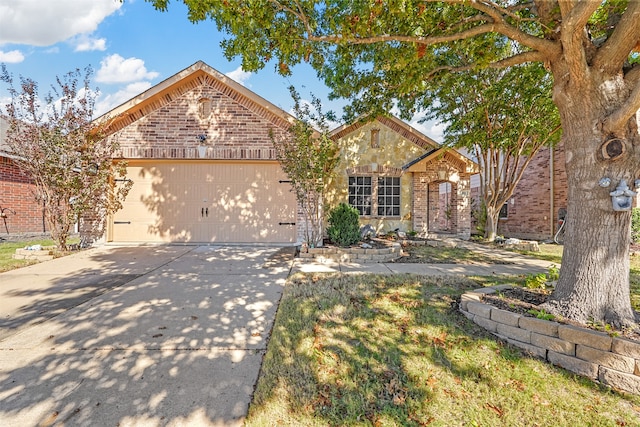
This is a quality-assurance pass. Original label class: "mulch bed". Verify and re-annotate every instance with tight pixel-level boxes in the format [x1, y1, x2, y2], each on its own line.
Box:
[482, 287, 640, 341]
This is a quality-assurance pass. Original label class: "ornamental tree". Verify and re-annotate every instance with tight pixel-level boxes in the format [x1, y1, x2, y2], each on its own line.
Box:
[270, 86, 339, 247]
[148, 0, 640, 327]
[423, 64, 561, 242]
[1, 66, 132, 250]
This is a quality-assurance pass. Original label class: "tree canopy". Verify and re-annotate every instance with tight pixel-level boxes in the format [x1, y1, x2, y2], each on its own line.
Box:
[424, 63, 561, 240]
[149, 0, 639, 123]
[1, 66, 132, 250]
[270, 86, 339, 247]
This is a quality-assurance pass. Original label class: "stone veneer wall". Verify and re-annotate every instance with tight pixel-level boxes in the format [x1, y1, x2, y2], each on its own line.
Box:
[460, 286, 640, 394]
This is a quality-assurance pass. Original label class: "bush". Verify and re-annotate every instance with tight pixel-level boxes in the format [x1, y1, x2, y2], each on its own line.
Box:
[327, 203, 361, 247]
[632, 208, 640, 243]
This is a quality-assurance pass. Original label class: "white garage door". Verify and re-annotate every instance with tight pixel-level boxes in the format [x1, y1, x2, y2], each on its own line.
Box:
[110, 161, 297, 243]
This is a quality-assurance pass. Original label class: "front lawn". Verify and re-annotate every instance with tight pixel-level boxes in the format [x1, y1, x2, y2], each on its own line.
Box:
[0, 238, 79, 273]
[246, 274, 640, 426]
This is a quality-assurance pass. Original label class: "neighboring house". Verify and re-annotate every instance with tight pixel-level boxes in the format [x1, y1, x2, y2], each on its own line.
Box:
[494, 144, 568, 240]
[98, 61, 479, 245]
[0, 116, 47, 235]
[327, 116, 478, 239]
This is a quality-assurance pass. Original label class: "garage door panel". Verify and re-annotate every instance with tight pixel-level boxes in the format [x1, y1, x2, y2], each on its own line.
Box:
[111, 162, 296, 243]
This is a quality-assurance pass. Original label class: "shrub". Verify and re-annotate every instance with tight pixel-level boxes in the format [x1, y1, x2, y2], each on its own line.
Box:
[632, 208, 640, 243]
[525, 273, 548, 290]
[327, 203, 361, 247]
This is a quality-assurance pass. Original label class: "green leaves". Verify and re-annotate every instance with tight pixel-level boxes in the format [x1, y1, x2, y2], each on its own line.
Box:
[270, 86, 339, 245]
[1, 66, 131, 249]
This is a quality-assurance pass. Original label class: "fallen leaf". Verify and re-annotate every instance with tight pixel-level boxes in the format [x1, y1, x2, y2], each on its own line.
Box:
[40, 411, 59, 427]
[152, 334, 163, 338]
[485, 403, 504, 417]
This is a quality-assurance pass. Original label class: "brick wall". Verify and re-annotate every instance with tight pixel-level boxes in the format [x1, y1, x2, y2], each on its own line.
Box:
[111, 79, 291, 160]
[0, 156, 47, 234]
[483, 144, 569, 240]
[411, 158, 472, 239]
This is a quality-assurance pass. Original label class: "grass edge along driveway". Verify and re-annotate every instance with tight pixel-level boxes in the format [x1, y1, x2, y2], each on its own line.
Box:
[245, 274, 640, 427]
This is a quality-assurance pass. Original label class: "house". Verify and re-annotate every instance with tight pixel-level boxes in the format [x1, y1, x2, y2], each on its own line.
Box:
[0, 116, 47, 235]
[96, 61, 479, 245]
[326, 116, 478, 240]
[494, 144, 568, 240]
[99, 61, 300, 244]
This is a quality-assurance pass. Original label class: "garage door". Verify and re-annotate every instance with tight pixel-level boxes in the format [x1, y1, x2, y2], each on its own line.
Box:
[110, 161, 297, 243]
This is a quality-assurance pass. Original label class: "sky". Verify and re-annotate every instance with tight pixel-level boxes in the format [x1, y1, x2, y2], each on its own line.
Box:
[0, 0, 444, 140]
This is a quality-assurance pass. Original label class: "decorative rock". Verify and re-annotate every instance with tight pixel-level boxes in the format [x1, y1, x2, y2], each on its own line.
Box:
[503, 239, 540, 252]
[360, 224, 376, 239]
[360, 243, 373, 249]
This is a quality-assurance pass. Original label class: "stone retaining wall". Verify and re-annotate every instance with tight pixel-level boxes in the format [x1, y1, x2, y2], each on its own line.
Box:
[12, 247, 55, 261]
[298, 244, 402, 263]
[460, 286, 640, 394]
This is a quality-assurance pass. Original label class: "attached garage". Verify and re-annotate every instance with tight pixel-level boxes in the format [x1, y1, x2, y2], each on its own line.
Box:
[98, 61, 304, 245]
[109, 161, 296, 243]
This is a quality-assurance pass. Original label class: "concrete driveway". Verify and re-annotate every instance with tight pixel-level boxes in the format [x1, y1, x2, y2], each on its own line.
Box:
[0, 245, 294, 427]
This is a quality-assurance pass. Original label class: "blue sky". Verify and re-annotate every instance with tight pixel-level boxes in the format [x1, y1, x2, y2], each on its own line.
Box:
[0, 0, 443, 139]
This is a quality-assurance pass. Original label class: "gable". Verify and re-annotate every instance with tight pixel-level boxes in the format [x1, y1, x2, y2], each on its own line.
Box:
[331, 118, 432, 170]
[100, 62, 295, 160]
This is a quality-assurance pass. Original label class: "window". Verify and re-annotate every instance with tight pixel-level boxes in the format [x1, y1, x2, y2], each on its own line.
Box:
[499, 203, 508, 219]
[348, 175, 401, 217]
[348, 176, 372, 216]
[378, 177, 400, 216]
[198, 98, 212, 119]
[371, 128, 380, 148]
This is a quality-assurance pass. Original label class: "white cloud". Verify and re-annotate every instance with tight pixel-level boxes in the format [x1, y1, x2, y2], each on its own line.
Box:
[95, 81, 152, 116]
[225, 66, 252, 87]
[0, 0, 122, 46]
[72, 35, 107, 52]
[0, 50, 25, 63]
[95, 54, 159, 83]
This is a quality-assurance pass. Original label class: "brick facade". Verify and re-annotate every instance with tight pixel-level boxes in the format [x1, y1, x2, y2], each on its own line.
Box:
[0, 156, 47, 234]
[410, 156, 473, 239]
[467, 144, 569, 240]
[107, 72, 291, 161]
[496, 144, 568, 240]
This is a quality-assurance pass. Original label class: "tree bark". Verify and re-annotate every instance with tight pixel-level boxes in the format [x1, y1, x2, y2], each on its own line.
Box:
[484, 204, 499, 242]
[543, 67, 638, 327]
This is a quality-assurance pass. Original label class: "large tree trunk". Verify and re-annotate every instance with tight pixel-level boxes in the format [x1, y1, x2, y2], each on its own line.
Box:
[544, 68, 638, 327]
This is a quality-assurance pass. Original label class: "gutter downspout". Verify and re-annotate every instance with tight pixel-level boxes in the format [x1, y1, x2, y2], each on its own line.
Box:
[549, 146, 554, 240]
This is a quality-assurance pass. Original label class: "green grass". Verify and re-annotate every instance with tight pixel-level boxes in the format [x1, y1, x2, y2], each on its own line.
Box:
[404, 245, 510, 264]
[246, 274, 640, 426]
[512, 243, 564, 264]
[0, 238, 78, 273]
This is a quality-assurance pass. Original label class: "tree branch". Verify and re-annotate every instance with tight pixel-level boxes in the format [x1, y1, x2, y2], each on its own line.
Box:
[559, 1, 600, 81]
[288, 0, 558, 57]
[423, 51, 547, 78]
[602, 80, 640, 135]
[594, 1, 640, 72]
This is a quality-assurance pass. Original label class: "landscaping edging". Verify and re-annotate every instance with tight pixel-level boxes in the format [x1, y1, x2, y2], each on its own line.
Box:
[460, 286, 640, 395]
[298, 243, 403, 263]
[12, 246, 55, 261]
